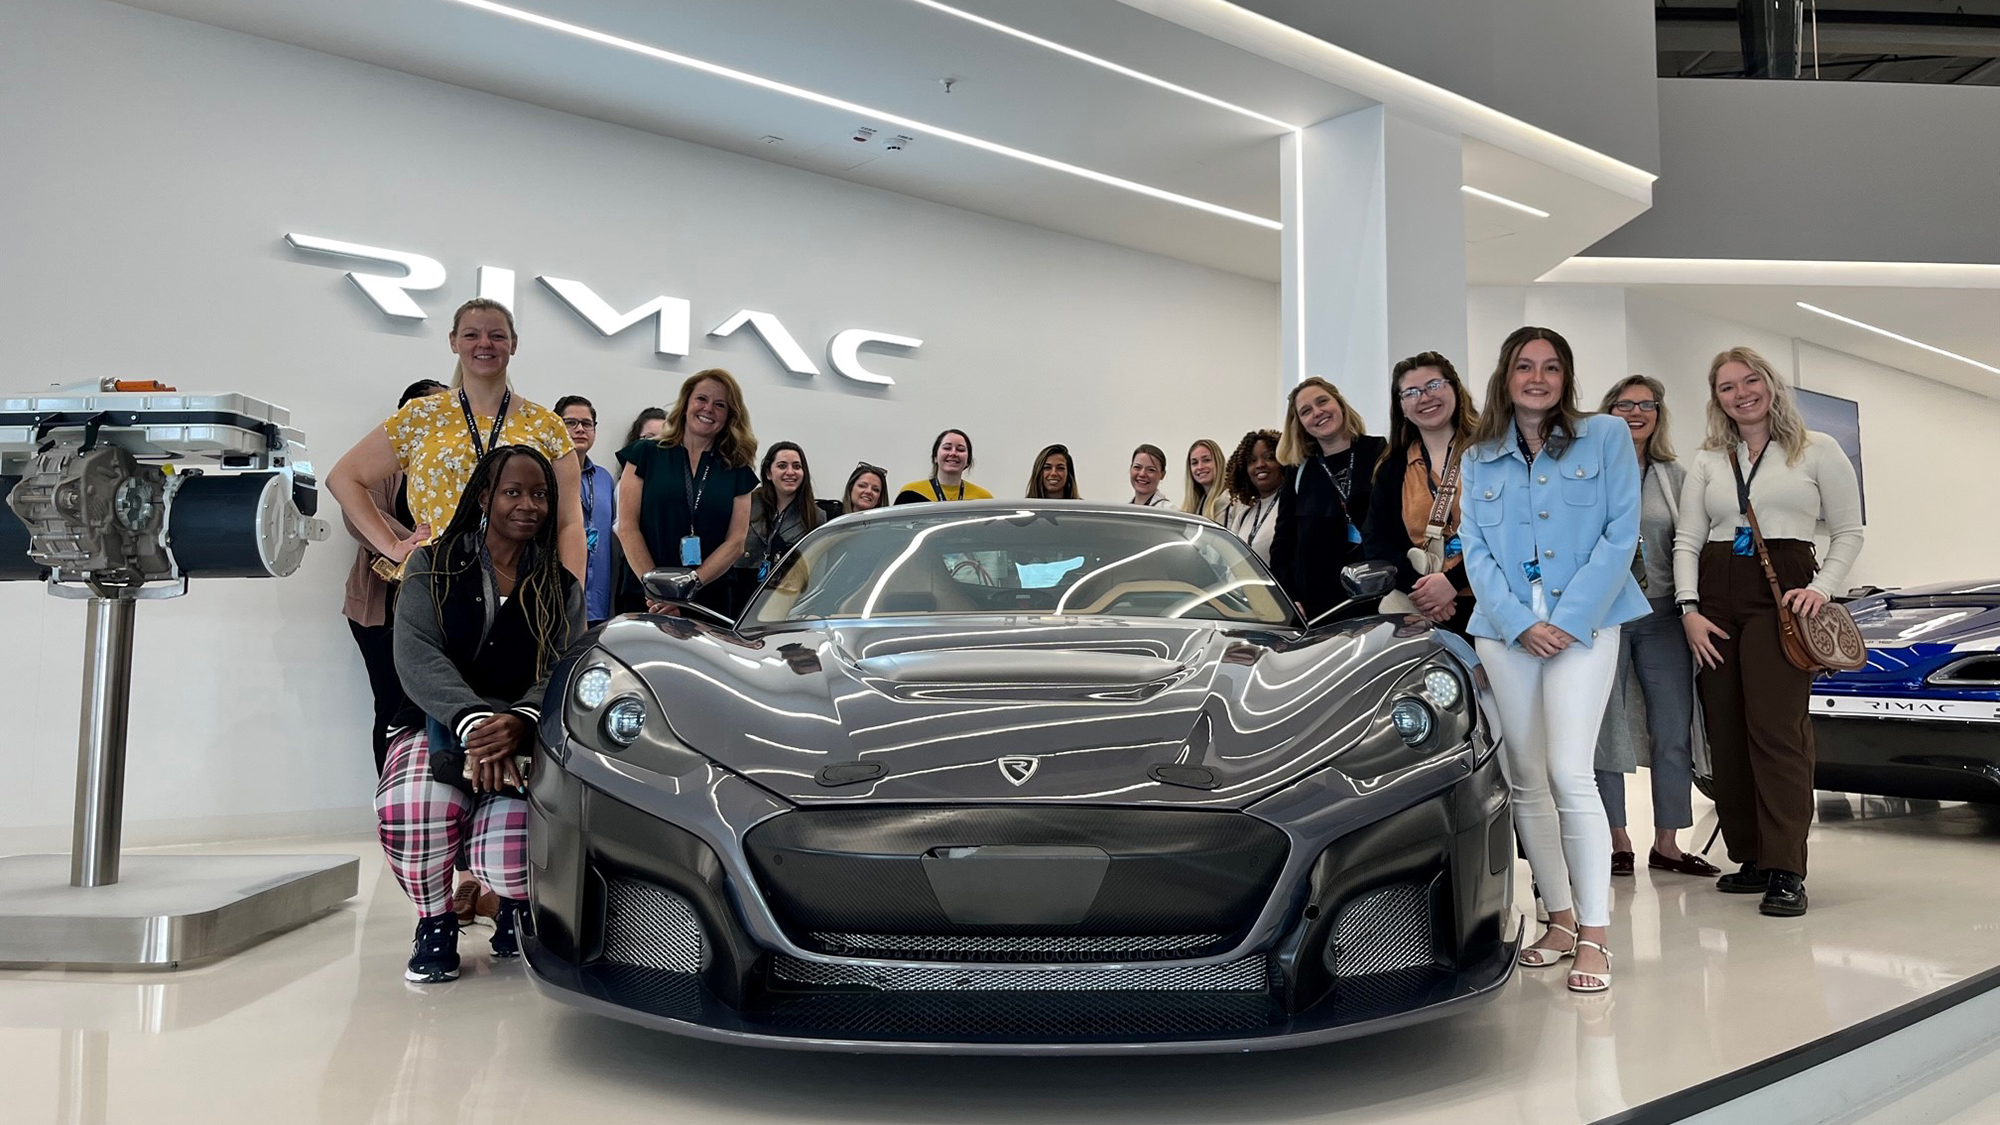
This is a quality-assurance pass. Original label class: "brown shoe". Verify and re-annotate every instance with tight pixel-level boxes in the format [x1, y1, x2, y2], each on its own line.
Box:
[1649, 848, 1721, 877]
[452, 877, 485, 925]
[1611, 851, 1635, 876]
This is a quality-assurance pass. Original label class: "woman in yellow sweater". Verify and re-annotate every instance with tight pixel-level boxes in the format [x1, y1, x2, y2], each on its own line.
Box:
[895, 428, 993, 503]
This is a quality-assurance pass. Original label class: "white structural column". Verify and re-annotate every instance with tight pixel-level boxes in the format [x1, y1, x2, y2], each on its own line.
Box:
[1282, 106, 1468, 432]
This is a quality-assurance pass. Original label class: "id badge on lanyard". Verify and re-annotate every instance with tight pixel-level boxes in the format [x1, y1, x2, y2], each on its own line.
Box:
[682, 451, 713, 567]
[1523, 559, 1549, 621]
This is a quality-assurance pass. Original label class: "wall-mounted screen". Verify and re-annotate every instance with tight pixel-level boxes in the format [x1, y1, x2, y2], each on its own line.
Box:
[1796, 387, 1865, 524]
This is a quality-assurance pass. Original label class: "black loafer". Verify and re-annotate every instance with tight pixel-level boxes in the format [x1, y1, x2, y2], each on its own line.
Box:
[1761, 871, 1808, 916]
[1717, 862, 1766, 894]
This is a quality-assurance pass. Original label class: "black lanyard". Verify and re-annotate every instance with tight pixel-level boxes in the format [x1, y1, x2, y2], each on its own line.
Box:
[1416, 440, 1455, 498]
[1514, 428, 1538, 467]
[929, 477, 963, 501]
[456, 389, 510, 462]
[683, 449, 714, 537]
[1235, 493, 1276, 543]
[1731, 442, 1768, 515]
[1314, 450, 1353, 502]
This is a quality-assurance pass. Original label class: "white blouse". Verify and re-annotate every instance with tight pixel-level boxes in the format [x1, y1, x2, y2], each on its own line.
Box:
[1222, 493, 1281, 564]
[1672, 431, 1864, 600]
[1132, 493, 1174, 508]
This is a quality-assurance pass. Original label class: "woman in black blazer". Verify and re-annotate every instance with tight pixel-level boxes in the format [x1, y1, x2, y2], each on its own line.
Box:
[1270, 377, 1386, 621]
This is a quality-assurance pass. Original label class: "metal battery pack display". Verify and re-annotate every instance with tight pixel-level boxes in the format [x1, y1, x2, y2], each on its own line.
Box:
[0, 381, 357, 969]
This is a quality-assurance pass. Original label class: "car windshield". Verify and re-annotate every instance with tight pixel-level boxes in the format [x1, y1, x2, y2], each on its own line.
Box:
[744, 507, 1296, 626]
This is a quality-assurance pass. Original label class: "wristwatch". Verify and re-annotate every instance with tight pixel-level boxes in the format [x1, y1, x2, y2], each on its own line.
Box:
[1677, 600, 1700, 617]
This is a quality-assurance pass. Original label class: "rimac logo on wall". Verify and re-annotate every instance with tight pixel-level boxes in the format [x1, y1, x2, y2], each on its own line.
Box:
[285, 233, 921, 386]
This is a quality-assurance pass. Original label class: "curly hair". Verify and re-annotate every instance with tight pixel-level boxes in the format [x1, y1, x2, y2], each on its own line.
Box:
[1223, 428, 1282, 506]
[412, 445, 573, 682]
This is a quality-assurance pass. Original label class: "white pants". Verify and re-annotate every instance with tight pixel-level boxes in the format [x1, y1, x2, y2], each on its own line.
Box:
[1477, 628, 1622, 929]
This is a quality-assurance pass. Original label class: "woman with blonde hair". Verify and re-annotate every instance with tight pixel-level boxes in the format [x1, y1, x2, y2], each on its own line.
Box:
[1592, 375, 1715, 879]
[616, 368, 759, 618]
[328, 298, 583, 579]
[1181, 439, 1228, 522]
[1271, 377, 1385, 619]
[1673, 348, 1863, 917]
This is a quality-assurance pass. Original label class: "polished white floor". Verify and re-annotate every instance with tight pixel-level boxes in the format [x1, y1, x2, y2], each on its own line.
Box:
[2, 788, 1996, 1125]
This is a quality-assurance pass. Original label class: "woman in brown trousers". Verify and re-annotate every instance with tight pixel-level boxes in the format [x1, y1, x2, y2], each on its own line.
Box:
[1672, 347, 1863, 917]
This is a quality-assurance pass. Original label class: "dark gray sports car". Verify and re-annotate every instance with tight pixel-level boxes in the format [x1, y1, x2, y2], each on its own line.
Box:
[523, 501, 1516, 1053]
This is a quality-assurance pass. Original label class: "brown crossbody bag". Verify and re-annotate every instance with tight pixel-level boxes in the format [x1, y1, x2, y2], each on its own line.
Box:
[1730, 450, 1867, 674]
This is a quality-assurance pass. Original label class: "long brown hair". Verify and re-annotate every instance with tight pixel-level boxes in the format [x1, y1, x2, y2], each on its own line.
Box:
[753, 441, 823, 535]
[1025, 444, 1079, 499]
[1703, 347, 1811, 466]
[1467, 326, 1585, 455]
[1382, 351, 1479, 467]
[660, 368, 757, 469]
[1599, 374, 1676, 464]
[1277, 377, 1368, 466]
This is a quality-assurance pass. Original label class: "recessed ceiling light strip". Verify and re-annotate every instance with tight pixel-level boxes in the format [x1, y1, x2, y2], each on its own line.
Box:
[1460, 185, 1549, 219]
[1796, 302, 2000, 377]
[1538, 257, 2000, 288]
[900, 0, 1301, 131]
[440, 0, 1283, 230]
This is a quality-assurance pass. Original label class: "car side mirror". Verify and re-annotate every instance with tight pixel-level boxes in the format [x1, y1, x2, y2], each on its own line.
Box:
[642, 566, 736, 628]
[1306, 561, 1400, 628]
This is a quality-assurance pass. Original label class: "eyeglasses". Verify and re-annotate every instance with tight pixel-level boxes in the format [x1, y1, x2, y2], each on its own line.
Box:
[562, 417, 597, 430]
[1610, 400, 1660, 413]
[855, 462, 886, 476]
[1396, 378, 1449, 402]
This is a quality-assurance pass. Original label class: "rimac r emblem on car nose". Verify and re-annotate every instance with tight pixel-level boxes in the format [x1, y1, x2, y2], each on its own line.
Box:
[997, 756, 1039, 786]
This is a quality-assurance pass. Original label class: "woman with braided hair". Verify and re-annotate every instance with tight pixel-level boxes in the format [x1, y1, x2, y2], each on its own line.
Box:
[378, 445, 584, 984]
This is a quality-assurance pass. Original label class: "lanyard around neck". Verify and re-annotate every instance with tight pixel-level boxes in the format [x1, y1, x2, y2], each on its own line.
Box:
[457, 389, 510, 462]
[930, 477, 963, 501]
[1731, 442, 1768, 515]
[683, 448, 714, 536]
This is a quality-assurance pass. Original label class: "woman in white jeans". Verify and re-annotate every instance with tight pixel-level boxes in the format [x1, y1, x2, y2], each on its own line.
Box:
[1458, 327, 1651, 993]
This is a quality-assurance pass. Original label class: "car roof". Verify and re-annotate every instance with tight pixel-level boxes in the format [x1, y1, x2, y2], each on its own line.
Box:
[835, 498, 1211, 526]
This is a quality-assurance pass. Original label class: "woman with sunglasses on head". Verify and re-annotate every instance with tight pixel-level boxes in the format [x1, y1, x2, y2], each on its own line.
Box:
[329, 299, 583, 580]
[1458, 326, 1649, 994]
[1219, 429, 1284, 565]
[1271, 378, 1387, 621]
[380, 445, 584, 984]
[1129, 444, 1173, 507]
[824, 463, 888, 520]
[734, 441, 824, 602]
[1026, 444, 1080, 500]
[1181, 439, 1228, 522]
[1591, 376, 1717, 880]
[1673, 348, 1863, 917]
[1363, 353, 1480, 635]
[617, 368, 759, 618]
[895, 429, 990, 504]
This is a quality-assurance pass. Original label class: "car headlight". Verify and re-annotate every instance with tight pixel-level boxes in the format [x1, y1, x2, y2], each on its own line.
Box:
[1390, 698, 1435, 745]
[574, 666, 613, 709]
[559, 650, 705, 775]
[1422, 668, 1462, 709]
[603, 696, 648, 747]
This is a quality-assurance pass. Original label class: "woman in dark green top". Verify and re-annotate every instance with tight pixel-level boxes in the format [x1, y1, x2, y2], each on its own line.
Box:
[615, 368, 758, 617]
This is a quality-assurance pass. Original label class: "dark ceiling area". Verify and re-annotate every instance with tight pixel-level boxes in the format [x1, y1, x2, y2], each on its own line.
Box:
[1658, 2, 2000, 82]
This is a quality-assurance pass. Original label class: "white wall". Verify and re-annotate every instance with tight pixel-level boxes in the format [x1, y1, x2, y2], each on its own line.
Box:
[0, 0, 1279, 839]
[1589, 79, 2000, 264]
[1472, 286, 1992, 595]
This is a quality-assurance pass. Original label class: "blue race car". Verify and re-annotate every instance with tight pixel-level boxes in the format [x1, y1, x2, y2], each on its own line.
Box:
[1811, 582, 2000, 804]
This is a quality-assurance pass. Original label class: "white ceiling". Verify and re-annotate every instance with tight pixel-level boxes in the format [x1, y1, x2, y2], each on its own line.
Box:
[114, 0, 1642, 282]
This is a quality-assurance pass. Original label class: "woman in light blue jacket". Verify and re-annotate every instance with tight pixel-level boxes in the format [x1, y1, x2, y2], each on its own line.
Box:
[1459, 326, 1649, 995]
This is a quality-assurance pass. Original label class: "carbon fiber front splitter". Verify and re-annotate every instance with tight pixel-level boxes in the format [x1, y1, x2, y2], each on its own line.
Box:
[521, 924, 1518, 1055]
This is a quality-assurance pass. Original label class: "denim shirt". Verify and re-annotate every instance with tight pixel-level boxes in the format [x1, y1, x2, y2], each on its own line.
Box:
[1459, 413, 1649, 648]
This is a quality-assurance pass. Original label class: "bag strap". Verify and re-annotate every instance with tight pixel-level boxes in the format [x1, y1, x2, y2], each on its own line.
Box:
[1422, 446, 1461, 535]
[1730, 450, 1794, 617]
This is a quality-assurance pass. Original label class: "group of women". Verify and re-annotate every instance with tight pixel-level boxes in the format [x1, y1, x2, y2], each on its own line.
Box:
[328, 298, 1865, 996]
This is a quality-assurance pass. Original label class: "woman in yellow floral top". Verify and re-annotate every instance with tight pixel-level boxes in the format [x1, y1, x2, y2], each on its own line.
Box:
[329, 298, 584, 578]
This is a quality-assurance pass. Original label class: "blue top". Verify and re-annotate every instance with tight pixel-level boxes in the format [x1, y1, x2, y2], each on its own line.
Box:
[1458, 413, 1649, 648]
[579, 457, 617, 622]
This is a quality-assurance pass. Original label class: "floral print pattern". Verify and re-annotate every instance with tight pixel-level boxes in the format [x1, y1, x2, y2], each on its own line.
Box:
[385, 391, 572, 537]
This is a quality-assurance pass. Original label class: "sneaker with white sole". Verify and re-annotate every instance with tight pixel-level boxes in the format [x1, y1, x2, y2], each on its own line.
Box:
[405, 914, 461, 983]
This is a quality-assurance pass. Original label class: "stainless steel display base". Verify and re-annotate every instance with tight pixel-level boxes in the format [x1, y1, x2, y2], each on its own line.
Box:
[0, 853, 359, 970]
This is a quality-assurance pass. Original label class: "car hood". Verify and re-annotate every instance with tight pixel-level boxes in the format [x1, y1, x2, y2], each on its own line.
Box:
[597, 614, 1444, 809]
[1817, 583, 2000, 692]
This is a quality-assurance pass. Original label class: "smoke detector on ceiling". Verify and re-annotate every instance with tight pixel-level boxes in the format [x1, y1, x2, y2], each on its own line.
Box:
[884, 135, 914, 152]
[851, 126, 877, 143]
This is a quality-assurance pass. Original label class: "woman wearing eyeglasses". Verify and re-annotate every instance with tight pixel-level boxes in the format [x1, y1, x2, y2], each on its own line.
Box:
[823, 463, 889, 520]
[1362, 353, 1479, 635]
[1591, 376, 1717, 880]
[1026, 444, 1080, 500]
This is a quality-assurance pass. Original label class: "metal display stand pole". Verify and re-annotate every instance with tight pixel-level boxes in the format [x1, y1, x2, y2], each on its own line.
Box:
[71, 593, 135, 888]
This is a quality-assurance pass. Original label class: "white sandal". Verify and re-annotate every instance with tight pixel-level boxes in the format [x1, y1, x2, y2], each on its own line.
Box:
[1517, 922, 1577, 968]
[1567, 941, 1614, 993]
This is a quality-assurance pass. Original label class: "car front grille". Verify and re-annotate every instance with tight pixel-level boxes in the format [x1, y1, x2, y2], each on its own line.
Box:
[769, 954, 1270, 992]
[601, 877, 705, 974]
[1328, 879, 1442, 977]
[804, 931, 1231, 963]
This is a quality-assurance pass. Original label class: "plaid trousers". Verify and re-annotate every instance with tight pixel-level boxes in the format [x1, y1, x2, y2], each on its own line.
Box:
[375, 726, 529, 917]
